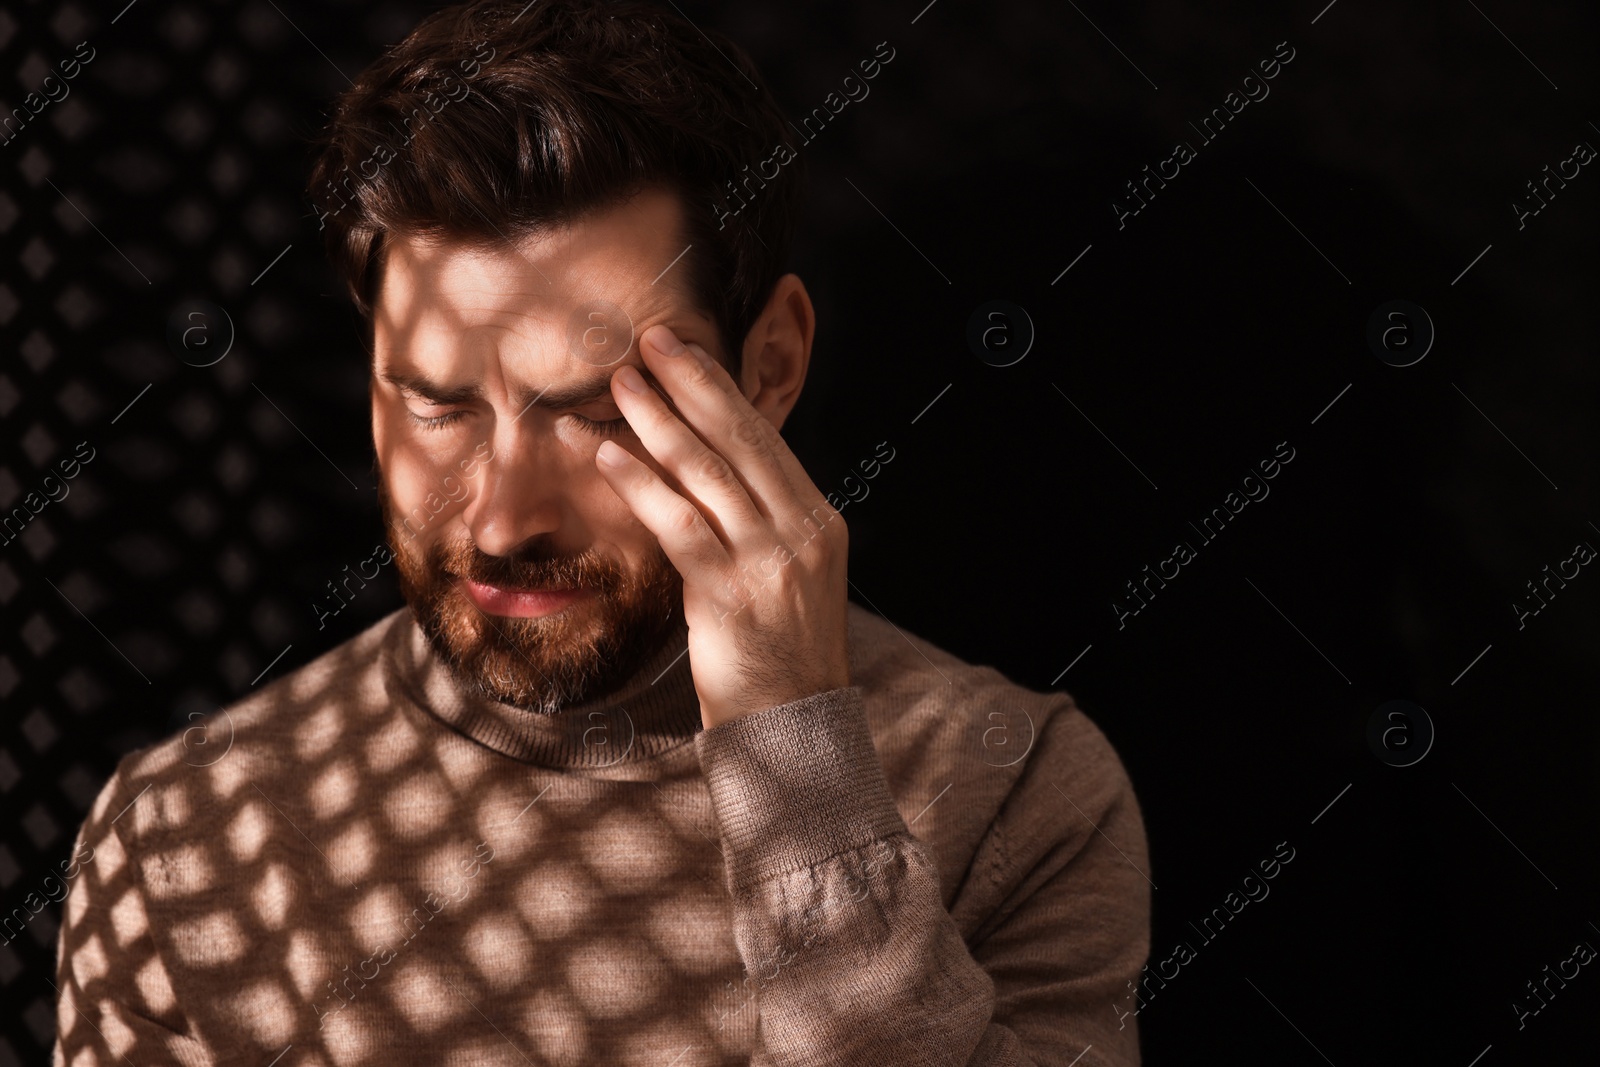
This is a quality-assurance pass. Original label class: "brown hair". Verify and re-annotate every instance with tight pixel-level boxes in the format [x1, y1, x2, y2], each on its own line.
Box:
[305, 0, 807, 374]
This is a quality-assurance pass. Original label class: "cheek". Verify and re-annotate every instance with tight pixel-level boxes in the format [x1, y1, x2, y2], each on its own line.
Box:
[375, 402, 469, 460]
[375, 411, 476, 513]
[382, 441, 449, 495]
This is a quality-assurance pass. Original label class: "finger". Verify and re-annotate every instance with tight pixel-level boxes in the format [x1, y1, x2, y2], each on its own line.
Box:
[594, 439, 733, 576]
[609, 362, 767, 548]
[637, 325, 824, 521]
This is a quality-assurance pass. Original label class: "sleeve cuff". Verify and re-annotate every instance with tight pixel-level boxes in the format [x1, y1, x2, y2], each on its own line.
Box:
[693, 684, 910, 892]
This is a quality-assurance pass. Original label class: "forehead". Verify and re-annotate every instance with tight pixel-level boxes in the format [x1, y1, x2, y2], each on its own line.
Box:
[373, 187, 705, 364]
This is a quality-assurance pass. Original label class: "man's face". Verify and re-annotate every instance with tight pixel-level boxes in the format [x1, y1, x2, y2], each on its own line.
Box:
[371, 188, 721, 713]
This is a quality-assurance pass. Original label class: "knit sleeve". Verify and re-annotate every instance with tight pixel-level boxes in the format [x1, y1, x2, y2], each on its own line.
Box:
[692, 685, 1151, 1067]
[54, 765, 216, 1067]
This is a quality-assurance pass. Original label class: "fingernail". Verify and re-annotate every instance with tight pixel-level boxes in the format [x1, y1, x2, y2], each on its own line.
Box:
[596, 441, 628, 467]
[652, 327, 688, 357]
[617, 365, 650, 394]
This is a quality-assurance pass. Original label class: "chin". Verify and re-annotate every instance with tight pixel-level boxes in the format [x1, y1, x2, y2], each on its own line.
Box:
[378, 480, 682, 713]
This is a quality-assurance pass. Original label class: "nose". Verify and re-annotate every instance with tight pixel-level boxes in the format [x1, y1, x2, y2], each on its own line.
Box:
[458, 413, 569, 558]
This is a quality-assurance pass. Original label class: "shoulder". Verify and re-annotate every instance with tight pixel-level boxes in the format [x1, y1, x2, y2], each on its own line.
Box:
[844, 601, 1141, 865]
[845, 600, 1117, 785]
[86, 609, 412, 849]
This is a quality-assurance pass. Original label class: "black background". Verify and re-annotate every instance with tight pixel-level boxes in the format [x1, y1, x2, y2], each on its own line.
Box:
[2, 0, 1597, 1063]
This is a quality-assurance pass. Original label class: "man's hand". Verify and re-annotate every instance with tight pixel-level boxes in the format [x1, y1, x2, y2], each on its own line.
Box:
[594, 323, 850, 728]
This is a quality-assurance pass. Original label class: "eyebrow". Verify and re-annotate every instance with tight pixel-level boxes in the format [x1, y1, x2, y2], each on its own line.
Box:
[379, 368, 634, 415]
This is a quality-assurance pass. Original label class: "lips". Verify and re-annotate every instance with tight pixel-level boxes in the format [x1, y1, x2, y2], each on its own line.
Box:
[458, 577, 589, 619]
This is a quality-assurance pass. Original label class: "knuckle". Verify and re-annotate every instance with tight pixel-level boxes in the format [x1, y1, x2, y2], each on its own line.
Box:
[729, 414, 769, 453]
[667, 502, 702, 537]
[828, 510, 849, 543]
[647, 403, 681, 436]
[691, 450, 735, 488]
[681, 358, 718, 392]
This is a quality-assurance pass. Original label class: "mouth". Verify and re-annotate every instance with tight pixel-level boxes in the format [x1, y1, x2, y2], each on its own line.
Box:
[458, 578, 590, 619]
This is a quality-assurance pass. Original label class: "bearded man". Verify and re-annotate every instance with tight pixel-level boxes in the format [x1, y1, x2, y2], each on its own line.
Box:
[54, 2, 1151, 1064]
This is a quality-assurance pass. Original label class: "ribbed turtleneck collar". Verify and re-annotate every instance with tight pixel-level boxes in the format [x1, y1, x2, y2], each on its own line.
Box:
[381, 609, 704, 769]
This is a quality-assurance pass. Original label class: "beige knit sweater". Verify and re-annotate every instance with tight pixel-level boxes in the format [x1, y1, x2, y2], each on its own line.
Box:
[54, 603, 1151, 1066]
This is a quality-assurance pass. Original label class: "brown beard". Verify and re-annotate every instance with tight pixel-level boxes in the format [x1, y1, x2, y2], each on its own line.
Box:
[379, 483, 682, 715]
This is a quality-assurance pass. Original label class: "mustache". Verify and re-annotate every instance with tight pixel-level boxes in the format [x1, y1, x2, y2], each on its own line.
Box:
[429, 538, 624, 593]
[376, 473, 624, 593]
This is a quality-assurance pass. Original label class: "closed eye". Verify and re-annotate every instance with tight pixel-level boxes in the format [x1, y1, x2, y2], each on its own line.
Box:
[408, 409, 469, 431]
[401, 397, 630, 437]
[568, 413, 632, 437]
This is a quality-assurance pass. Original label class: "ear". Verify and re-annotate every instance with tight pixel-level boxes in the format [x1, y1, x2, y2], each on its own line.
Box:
[738, 274, 814, 432]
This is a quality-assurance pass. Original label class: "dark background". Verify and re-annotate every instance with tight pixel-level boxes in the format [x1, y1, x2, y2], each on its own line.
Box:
[3, 0, 1596, 1062]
